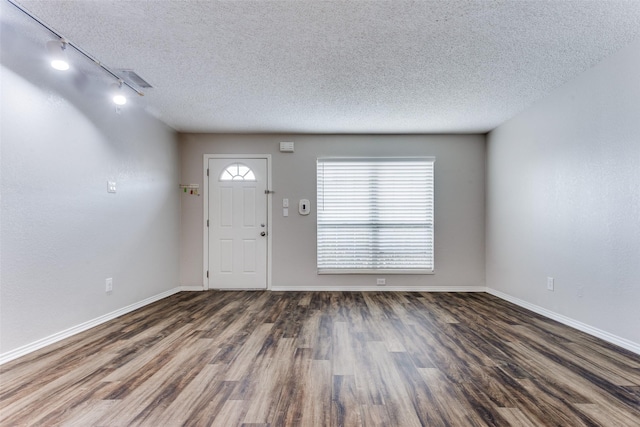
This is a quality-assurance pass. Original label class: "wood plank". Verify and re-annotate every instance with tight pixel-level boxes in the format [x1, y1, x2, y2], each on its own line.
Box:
[365, 341, 422, 427]
[56, 399, 119, 426]
[361, 404, 392, 427]
[224, 323, 275, 381]
[95, 337, 217, 426]
[241, 338, 297, 424]
[147, 364, 222, 426]
[332, 321, 356, 376]
[495, 407, 539, 427]
[299, 359, 332, 426]
[417, 367, 478, 426]
[211, 399, 246, 427]
[332, 375, 362, 427]
[574, 403, 640, 427]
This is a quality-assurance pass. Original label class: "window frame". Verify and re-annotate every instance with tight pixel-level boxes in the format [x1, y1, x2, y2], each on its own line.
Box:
[316, 156, 435, 275]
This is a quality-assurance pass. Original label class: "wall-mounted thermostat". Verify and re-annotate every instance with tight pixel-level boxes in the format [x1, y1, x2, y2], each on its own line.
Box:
[299, 199, 310, 215]
[280, 142, 294, 152]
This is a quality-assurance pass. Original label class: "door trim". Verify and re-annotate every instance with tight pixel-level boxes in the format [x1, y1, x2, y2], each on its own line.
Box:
[202, 154, 272, 290]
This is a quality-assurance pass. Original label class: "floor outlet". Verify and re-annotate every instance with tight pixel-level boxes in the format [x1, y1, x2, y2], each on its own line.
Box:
[106, 278, 113, 293]
[377, 278, 386, 286]
[547, 277, 554, 291]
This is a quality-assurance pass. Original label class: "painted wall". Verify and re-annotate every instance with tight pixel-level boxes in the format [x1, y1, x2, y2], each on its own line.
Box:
[486, 38, 640, 347]
[0, 45, 180, 352]
[180, 134, 485, 290]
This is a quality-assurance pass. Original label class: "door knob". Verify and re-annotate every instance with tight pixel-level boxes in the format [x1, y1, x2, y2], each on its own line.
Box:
[260, 231, 266, 237]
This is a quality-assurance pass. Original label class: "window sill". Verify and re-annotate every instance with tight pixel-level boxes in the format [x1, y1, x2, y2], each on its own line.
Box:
[318, 269, 434, 275]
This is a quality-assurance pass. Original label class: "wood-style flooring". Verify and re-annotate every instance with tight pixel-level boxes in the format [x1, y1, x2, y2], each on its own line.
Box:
[1, 291, 639, 426]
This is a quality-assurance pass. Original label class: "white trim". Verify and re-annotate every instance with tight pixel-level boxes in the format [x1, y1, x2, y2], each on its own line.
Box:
[0, 287, 181, 365]
[318, 269, 435, 275]
[203, 155, 209, 289]
[317, 157, 435, 273]
[180, 285, 205, 291]
[270, 285, 485, 292]
[267, 157, 273, 290]
[487, 288, 640, 356]
[317, 156, 436, 162]
[203, 154, 272, 291]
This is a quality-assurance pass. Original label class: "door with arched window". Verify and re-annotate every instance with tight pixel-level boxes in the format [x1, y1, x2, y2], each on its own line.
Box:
[207, 157, 268, 289]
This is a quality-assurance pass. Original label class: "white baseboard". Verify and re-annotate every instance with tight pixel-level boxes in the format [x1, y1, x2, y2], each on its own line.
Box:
[180, 285, 205, 291]
[0, 287, 182, 365]
[269, 285, 486, 292]
[487, 288, 640, 356]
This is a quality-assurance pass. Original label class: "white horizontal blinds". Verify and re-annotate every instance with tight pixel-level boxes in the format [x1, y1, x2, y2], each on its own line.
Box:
[317, 158, 434, 273]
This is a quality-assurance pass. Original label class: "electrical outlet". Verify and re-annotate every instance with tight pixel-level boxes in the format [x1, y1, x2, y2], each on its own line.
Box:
[377, 278, 386, 286]
[107, 181, 117, 193]
[547, 277, 554, 291]
[106, 277, 113, 293]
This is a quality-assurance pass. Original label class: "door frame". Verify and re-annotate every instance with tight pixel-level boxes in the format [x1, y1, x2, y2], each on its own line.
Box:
[202, 154, 273, 290]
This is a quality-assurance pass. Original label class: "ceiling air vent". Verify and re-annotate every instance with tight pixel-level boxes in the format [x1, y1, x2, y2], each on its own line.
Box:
[117, 69, 153, 89]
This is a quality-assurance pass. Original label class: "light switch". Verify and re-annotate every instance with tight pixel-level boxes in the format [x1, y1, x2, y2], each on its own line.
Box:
[283, 208, 289, 217]
[107, 181, 117, 193]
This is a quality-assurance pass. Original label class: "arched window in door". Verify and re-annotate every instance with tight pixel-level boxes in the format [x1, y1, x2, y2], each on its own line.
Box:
[219, 163, 256, 181]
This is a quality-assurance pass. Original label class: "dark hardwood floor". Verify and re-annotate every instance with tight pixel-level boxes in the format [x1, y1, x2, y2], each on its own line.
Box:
[1, 291, 639, 426]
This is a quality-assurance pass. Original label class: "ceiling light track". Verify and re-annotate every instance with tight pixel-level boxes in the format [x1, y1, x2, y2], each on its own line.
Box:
[6, 0, 144, 98]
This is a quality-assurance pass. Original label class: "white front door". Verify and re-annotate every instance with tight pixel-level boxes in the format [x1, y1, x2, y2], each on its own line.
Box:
[208, 158, 268, 289]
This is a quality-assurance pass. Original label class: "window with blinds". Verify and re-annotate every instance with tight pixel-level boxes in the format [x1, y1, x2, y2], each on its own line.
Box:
[317, 157, 435, 274]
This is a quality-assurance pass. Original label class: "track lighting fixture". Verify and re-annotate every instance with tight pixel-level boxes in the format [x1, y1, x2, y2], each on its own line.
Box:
[9, 0, 145, 109]
[46, 39, 69, 71]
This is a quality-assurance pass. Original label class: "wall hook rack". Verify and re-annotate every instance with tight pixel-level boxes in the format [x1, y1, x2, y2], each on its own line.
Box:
[180, 184, 200, 196]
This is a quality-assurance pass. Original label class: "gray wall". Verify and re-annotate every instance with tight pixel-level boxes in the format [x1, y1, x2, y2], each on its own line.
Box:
[0, 57, 180, 352]
[486, 38, 640, 348]
[180, 134, 486, 290]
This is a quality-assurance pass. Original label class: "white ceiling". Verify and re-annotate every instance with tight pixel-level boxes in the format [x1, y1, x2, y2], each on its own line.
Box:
[5, 0, 640, 134]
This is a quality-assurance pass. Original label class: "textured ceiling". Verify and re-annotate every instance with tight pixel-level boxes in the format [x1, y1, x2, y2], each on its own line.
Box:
[5, 0, 640, 133]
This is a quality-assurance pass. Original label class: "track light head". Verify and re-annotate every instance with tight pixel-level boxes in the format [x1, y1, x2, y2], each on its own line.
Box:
[111, 80, 127, 105]
[46, 39, 69, 71]
[113, 94, 127, 105]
